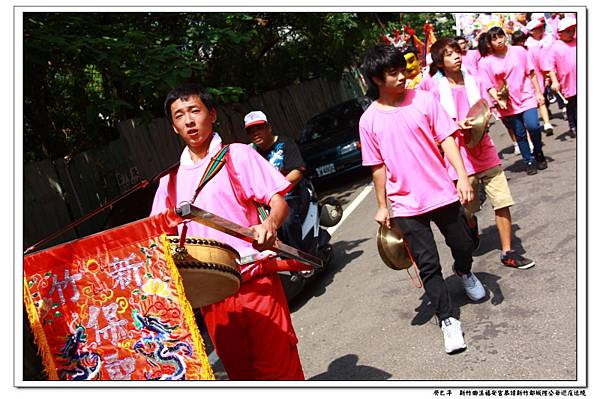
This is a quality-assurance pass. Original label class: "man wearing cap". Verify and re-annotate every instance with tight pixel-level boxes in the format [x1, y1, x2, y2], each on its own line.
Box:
[525, 17, 556, 135]
[244, 110, 309, 252]
[544, 17, 577, 135]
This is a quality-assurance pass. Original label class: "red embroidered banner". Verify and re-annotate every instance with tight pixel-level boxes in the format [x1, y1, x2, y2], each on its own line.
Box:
[23, 209, 214, 381]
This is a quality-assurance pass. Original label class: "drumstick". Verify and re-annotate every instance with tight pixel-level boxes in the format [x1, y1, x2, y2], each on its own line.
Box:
[175, 202, 323, 269]
[555, 91, 569, 105]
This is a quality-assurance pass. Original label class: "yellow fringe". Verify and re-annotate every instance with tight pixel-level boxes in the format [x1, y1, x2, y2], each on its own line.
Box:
[23, 279, 59, 380]
[162, 234, 215, 380]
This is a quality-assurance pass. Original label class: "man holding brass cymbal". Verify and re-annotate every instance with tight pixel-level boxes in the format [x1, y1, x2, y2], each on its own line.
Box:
[360, 44, 485, 355]
[150, 83, 305, 380]
[423, 38, 535, 270]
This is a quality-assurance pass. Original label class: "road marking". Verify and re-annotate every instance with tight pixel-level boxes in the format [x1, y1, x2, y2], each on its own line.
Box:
[327, 183, 373, 236]
[205, 184, 373, 365]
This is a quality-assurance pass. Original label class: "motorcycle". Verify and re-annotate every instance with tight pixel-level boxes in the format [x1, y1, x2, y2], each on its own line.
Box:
[278, 179, 343, 302]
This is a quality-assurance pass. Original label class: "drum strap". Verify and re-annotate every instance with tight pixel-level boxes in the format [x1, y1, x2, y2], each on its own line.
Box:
[178, 145, 231, 248]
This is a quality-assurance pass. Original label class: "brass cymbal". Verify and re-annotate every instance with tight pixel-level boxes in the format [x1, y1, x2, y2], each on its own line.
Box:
[464, 99, 491, 148]
[376, 222, 413, 271]
[497, 81, 509, 109]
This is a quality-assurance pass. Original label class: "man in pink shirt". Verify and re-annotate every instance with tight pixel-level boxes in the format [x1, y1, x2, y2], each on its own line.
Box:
[150, 83, 305, 380]
[360, 44, 485, 355]
[545, 17, 577, 135]
[426, 38, 535, 270]
[547, 13, 564, 40]
[525, 17, 556, 135]
[455, 35, 481, 77]
[480, 27, 548, 176]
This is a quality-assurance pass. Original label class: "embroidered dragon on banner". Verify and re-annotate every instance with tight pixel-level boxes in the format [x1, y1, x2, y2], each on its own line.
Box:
[132, 309, 193, 380]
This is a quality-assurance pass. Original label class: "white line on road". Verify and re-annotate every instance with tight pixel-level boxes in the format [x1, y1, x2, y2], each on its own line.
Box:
[327, 183, 373, 236]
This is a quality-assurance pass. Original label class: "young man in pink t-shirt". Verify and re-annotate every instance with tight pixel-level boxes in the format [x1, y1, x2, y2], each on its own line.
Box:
[360, 44, 485, 355]
[454, 35, 480, 78]
[479, 27, 548, 176]
[150, 83, 305, 380]
[545, 17, 577, 135]
[426, 38, 535, 270]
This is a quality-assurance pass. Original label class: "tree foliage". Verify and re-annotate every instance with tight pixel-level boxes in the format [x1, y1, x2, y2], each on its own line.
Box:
[23, 12, 455, 162]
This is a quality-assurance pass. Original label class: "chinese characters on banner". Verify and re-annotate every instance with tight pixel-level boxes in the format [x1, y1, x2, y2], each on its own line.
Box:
[23, 209, 214, 380]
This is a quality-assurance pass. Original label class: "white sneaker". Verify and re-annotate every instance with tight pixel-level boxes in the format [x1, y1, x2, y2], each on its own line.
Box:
[514, 142, 521, 155]
[441, 317, 467, 354]
[543, 123, 554, 136]
[460, 272, 486, 301]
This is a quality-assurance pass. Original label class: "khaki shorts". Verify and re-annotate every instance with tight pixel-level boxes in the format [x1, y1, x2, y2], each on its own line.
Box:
[464, 166, 514, 214]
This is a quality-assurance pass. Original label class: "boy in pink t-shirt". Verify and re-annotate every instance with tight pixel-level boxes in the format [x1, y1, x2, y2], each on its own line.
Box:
[360, 44, 485, 355]
[454, 35, 481, 78]
[545, 17, 577, 134]
[150, 83, 304, 380]
[479, 27, 548, 176]
[425, 38, 535, 270]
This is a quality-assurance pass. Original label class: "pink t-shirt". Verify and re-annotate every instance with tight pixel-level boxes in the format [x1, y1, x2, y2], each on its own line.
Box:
[479, 45, 538, 117]
[415, 72, 435, 91]
[543, 38, 577, 98]
[548, 16, 560, 39]
[525, 34, 555, 89]
[359, 89, 460, 217]
[150, 142, 291, 258]
[462, 49, 481, 77]
[427, 82, 501, 179]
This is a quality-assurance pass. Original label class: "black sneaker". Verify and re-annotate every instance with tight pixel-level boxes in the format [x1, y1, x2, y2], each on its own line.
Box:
[526, 162, 538, 175]
[469, 215, 480, 250]
[501, 251, 536, 269]
[535, 156, 548, 170]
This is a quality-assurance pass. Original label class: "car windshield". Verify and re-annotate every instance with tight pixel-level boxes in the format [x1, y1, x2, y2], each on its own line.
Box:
[298, 100, 366, 144]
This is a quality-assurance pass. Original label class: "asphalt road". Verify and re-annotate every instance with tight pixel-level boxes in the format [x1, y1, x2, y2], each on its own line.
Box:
[290, 102, 579, 383]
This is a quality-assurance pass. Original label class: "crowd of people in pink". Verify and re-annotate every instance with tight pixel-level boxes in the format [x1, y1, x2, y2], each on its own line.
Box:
[360, 12, 577, 355]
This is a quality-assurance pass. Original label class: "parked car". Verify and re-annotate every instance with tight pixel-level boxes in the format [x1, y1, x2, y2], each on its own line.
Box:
[297, 96, 372, 181]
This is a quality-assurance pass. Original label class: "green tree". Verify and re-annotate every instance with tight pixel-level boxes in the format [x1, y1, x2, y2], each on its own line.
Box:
[23, 12, 456, 162]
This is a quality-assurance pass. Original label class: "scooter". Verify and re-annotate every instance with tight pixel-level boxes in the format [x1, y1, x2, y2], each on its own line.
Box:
[278, 179, 343, 302]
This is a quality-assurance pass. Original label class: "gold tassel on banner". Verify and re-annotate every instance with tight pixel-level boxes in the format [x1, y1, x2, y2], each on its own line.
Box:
[162, 234, 215, 380]
[23, 279, 59, 380]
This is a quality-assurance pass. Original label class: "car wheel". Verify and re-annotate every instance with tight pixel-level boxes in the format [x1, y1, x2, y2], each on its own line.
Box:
[320, 197, 343, 227]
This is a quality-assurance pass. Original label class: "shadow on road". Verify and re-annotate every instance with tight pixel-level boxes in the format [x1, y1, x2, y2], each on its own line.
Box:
[308, 354, 392, 380]
[474, 223, 527, 257]
[289, 238, 369, 312]
[555, 129, 577, 142]
[411, 271, 505, 326]
[314, 168, 371, 207]
[497, 144, 516, 161]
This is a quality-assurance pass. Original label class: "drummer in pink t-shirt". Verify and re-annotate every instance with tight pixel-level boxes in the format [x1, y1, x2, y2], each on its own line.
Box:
[150, 83, 305, 380]
[359, 44, 485, 355]
[425, 38, 535, 270]
[544, 17, 577, 135]
[479, 26, 548, 175]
